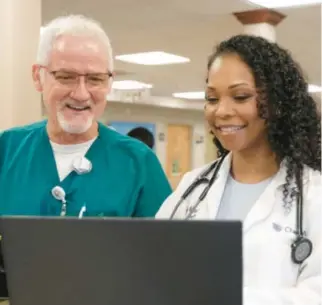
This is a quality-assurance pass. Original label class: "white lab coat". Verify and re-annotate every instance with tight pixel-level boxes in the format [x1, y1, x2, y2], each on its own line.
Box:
[156, 153, 321, 305]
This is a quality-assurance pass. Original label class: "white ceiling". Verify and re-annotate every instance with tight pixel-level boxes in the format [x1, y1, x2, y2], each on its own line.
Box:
[42, 0, 321, 99]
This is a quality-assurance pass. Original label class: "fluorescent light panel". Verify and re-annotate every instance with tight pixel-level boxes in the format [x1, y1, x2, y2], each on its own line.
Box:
[173, 85, 321, 99]
[115, 51, 190, 65]
[308, 84, 322, 93]
[112, 80, 152, 90]
[247, 0, 322, 8]
[173, 91, 205, 99]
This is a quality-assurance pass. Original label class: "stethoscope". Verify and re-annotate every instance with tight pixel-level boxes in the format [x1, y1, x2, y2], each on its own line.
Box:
[170, 153, 313, 265]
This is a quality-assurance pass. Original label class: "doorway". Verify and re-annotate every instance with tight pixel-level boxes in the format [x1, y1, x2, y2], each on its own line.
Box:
[166, 124, 192, 189]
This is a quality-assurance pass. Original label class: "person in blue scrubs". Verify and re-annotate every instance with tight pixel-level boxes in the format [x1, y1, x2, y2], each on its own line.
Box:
[0, 14, 172, 218]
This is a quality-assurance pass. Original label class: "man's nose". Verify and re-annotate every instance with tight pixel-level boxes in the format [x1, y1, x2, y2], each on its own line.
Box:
[70, 77, 91, 102]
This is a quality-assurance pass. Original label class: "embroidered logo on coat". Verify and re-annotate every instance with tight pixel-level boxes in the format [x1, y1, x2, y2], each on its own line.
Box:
[272, 222, 307, 236]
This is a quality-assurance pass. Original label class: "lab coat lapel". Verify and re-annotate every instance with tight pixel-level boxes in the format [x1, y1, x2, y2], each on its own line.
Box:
[204, 153, 232, 219]
[243, 163, 287, 233]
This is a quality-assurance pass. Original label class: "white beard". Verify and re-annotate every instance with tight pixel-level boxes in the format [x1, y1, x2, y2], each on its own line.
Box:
[57, 107, 93, 134]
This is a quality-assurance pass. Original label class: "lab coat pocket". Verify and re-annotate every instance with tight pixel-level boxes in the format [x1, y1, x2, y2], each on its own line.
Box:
[266, 226, 299, 286]
[245, 221, 299, 288]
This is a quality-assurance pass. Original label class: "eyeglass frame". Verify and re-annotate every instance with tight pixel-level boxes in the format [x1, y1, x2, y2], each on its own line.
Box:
[38, 65, 115, 90]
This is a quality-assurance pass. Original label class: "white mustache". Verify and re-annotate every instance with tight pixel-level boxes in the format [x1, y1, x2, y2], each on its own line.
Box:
[60, 100, 93, 109]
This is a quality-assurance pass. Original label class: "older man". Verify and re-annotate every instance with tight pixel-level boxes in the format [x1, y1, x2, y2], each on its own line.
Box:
[0, 15, 172, 217]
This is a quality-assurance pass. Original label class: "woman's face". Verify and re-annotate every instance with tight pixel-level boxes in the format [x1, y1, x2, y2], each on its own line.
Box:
[205, 53, 268, 153]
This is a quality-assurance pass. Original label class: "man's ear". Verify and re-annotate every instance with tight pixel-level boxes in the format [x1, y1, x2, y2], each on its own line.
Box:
[32, 64, 43, 92]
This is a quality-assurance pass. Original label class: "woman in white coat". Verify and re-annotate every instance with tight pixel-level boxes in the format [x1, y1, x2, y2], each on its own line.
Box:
[156, 35, 321, 304]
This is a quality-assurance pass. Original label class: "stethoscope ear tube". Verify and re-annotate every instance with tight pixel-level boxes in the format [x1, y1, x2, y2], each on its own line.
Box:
[169, 198, 184, 219]
[198, 154, 227, 201]
[181, 161, 219, 200]
[170, 154, 227, 219]
[170, 162, 217, 219]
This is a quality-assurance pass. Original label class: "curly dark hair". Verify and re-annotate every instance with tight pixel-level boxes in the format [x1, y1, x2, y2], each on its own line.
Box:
[207, 34, 321, 210]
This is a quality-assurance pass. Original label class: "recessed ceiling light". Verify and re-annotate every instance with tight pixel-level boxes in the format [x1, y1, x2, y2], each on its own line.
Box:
[173, 85, 321, 99]
[247, 0, 322, 8]
[172, 91, 205, 99]
[112, 80, 152, 90]
[115, 51, 190, 65]
[308, 84, 322, 93]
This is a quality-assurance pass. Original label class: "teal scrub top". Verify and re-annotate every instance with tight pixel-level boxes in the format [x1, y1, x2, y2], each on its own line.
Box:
[0, 120, 172, 217]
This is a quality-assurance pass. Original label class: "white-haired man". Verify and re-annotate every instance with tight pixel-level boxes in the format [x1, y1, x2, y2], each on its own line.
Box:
[0, 15, 172, 217]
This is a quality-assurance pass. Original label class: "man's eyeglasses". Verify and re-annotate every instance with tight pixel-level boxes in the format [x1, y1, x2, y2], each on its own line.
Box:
[41, 67, 114, 89]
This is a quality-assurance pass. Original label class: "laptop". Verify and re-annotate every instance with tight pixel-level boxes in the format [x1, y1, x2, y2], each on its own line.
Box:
[0, 217, 242, 305]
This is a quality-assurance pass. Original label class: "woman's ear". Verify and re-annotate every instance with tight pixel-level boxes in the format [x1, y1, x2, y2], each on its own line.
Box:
[32, 65, 43, 92]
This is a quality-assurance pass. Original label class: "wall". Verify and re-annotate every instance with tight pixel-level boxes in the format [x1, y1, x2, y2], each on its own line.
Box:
[205, 132, 218, 163]
[100, 102, 207, 171]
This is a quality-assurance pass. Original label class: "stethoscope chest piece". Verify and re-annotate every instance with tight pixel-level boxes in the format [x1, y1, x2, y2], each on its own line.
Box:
[291, 236, 313, 264]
